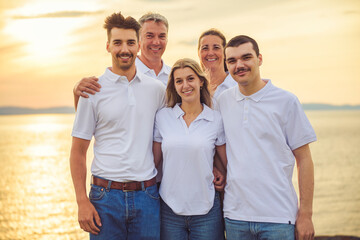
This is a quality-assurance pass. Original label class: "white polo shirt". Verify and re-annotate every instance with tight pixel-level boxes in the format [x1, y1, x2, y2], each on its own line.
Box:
[217, 79, 316, 224]
[154, 104, 226, 215]
[135, 57, 171, 86]
[72, 68, 166, 182]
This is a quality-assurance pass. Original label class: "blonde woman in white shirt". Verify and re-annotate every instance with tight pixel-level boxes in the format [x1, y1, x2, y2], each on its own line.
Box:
[153, 58, 227, 240]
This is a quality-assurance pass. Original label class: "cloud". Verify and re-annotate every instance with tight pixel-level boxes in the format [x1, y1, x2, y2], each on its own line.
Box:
[12, 10, 104, 19]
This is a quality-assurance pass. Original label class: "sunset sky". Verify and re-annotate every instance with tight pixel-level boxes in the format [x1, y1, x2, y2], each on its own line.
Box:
[0, 0, 359, 108]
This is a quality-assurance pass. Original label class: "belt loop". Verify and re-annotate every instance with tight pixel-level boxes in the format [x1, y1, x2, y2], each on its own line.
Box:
[141, 181, 145, 191]
[106, 180, 112, 191]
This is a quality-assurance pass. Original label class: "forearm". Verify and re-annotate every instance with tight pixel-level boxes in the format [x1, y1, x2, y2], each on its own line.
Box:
[294, 144, 314, 216]
[215, 144, 227, 172]
[70, 138, 90, 204]
[297, 156, 314, 216]
[153, 141, 163, 168]
[70, 155, 88, 204]
[214, 153, 226, 175]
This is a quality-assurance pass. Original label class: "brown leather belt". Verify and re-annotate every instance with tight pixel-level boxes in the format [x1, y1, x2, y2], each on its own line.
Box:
[92, 176, 156, 191]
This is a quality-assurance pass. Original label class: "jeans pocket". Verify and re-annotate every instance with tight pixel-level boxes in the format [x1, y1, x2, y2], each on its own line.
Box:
[89, 184, 106, 201]
[145, 185, 160, 200]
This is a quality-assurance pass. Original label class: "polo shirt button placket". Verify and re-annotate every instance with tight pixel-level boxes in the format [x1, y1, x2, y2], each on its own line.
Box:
[243, 98, 249, 124]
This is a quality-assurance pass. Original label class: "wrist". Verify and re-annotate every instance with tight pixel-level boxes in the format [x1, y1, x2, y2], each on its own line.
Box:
[297, 208, 313, 218]
[76, 195, 89, 205]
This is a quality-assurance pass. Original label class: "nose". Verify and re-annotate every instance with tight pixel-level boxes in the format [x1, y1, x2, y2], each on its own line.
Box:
[183, 80, 190, 88]
[153, 36, 160, 45]
[120, 43, 130, 53]
[235, 59, 245, 69]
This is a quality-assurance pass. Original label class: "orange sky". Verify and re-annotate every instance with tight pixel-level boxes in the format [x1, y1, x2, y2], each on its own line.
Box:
[0, 0, 359, 108]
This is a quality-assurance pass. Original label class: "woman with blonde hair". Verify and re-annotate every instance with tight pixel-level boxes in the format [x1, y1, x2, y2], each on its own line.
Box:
[153, 58, 227, 240]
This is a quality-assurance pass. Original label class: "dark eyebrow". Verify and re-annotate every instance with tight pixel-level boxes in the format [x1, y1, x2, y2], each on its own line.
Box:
[242, 53, 253, 58]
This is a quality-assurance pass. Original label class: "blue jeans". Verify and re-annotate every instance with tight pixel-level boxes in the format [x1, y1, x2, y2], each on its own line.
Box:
[161, 192, 225, 240]
[225, 218, 295, 240]
[89, 182, 160, 240]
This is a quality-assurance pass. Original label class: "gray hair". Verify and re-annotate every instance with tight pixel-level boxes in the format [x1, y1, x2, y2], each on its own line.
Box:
[138, 12, 169, 31]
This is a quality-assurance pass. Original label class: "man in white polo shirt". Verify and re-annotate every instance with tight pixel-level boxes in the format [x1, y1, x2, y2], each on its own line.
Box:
[218, 35, 316, 240]
[136, 12, 171, 86]
[69, 12, 165, 239]
[72, 12, 171, 103]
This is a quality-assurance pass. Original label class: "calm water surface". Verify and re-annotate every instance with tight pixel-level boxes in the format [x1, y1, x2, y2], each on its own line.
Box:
[0, 111, 359, 239]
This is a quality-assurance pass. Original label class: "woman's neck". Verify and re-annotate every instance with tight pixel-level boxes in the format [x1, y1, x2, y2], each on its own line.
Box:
[207, 68, 227, 96]
[180, 101, 203, 127]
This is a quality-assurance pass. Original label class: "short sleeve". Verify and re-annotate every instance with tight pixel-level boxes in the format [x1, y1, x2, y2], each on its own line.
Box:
[71, 96, 96, 140]
[285, 97, 317, 150]
[215, 113, 226, 146]
[153, 112, 163, 143]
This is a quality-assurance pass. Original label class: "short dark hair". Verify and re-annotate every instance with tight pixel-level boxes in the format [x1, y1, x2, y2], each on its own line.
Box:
[225, 35, 260, 56]
[103, 12, 141, 41]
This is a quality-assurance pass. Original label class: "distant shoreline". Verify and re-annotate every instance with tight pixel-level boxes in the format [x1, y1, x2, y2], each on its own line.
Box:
[0, 104, 360, 115]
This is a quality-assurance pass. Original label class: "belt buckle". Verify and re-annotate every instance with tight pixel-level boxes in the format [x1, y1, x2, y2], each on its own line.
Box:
[122, 182, 135, 192]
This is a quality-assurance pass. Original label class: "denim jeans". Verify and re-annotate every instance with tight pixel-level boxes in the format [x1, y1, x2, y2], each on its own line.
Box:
[225, 218, 295, 240]
[161, 191, 225, 240]
[89, 182, 160, 240]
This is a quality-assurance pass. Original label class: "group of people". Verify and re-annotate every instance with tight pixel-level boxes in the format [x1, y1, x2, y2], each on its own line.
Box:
[69, 11, 317, 240]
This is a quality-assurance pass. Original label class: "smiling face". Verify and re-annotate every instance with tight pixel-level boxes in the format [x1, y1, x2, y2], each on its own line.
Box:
[225, 42, 262, 88]
[173, 67, 203, 105]
[198, 35, 225, 71]
[139, 20, 168, 61]
[106, 28, 139, 73]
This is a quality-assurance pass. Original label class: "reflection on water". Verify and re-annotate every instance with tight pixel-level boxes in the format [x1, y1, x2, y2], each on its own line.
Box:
[0, 112, 359, 239]
[0, 114, 88, 240]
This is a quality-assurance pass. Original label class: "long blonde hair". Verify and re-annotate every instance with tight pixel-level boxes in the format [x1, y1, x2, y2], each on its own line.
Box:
[166, 58, 212, 108]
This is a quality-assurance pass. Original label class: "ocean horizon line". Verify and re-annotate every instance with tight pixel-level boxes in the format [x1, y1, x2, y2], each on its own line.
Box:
[0, 103, 360, 115]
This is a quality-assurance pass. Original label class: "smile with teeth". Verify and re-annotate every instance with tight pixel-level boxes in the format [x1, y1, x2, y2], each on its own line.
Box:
[182, 89, 193, 95]
[150, 46, 161, 51]
[206, 58, 217, 62]
[117, 54, 132, 60]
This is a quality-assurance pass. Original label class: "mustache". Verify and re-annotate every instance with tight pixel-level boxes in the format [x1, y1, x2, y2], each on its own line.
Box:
[234, 67, 250, 75]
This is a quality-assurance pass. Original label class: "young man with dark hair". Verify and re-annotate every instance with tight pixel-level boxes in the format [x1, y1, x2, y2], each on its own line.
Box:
[218, 35, 316, 240]
[69, 12, 165, 239]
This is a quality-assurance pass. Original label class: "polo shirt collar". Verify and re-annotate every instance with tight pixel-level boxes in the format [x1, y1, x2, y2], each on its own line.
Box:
[173, 103, 214, 122]
[104, 67, 142, 83]
[235, 79, 272, 102]
[136, 56, 170, 76]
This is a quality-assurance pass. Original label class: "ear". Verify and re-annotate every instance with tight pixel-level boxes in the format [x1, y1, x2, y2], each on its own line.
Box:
[258, 54, 263, 66]
[106, 41, 110, 53]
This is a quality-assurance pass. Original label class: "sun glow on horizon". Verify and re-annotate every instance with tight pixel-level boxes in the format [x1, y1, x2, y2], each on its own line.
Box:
[3, 1, 103, 64]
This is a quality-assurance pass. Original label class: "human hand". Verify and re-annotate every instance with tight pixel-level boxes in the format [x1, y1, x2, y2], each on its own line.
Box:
[78, 199, 102, 235]
[295, 211, 315, 240]
[213, 166, 225, 192]
[73, 76, 101, 98]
